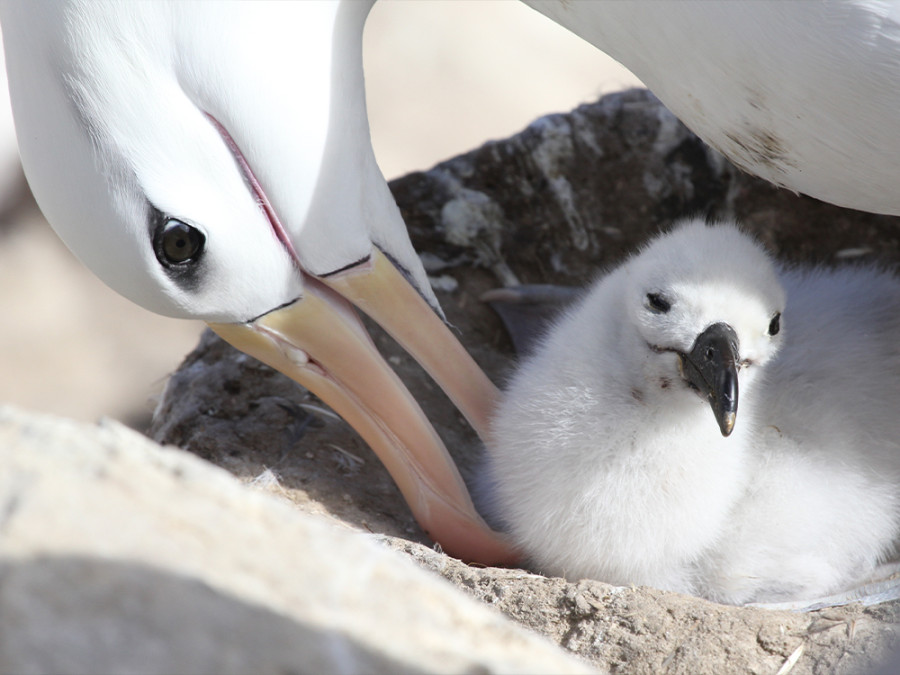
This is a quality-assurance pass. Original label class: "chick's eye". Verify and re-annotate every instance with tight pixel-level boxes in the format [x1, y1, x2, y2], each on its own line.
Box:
[646, 292, 671, 314]
[768, 312, 781, 336]
[156, 219, 205, 266]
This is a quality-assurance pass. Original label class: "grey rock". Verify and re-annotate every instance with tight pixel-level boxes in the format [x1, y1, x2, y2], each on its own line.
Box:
[0, 406, 593, 675]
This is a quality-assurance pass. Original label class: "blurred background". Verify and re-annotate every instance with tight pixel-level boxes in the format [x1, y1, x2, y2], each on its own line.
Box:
[0, 0, 640, 428]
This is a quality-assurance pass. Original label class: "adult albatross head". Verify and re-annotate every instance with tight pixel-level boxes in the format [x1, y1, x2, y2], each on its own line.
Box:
[0, 1, 515, 563]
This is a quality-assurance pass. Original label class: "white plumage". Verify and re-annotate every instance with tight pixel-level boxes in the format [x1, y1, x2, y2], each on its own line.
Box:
[482, 221, 900, 604]
[525, 0, 900, 216]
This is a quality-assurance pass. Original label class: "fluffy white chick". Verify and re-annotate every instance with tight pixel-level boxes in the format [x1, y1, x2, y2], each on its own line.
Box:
[482, 220, 900, 604]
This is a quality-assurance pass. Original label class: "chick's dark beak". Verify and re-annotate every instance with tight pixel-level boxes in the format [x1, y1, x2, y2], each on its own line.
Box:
[679, 322, 740, 436]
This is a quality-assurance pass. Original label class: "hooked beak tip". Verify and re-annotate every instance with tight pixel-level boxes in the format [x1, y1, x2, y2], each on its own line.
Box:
[719, 410, 736, 437]
[680, 322, 741, 438]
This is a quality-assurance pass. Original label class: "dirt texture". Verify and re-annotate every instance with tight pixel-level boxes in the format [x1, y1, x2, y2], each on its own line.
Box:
[150, 89, 900, 674]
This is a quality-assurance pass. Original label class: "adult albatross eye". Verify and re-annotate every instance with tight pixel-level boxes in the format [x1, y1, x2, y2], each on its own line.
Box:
[155, 219, 205, 266]
[646, 292, 672, 314]
[768, 312, 782, 336]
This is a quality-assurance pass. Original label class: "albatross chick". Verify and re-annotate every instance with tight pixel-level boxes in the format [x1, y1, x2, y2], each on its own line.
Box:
[482, 220, 900, 605]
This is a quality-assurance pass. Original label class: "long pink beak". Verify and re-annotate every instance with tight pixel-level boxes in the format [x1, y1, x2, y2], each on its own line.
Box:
[210, 249, 518, 565]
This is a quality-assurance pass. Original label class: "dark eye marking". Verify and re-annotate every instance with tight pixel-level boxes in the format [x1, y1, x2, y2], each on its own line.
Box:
[646, 292, 672, 314]
[768, 312, 782, 337]
[146, 204, 205, 290]
[154, 218, 205, 267]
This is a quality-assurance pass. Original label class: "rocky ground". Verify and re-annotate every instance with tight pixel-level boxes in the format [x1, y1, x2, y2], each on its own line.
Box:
[145, 90, 900, 673]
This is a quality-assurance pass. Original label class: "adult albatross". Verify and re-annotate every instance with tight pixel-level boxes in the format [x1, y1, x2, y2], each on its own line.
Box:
[0, 1, 514, 564]
[3, 0, 900, 564]
[523, 0, 900, 216]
